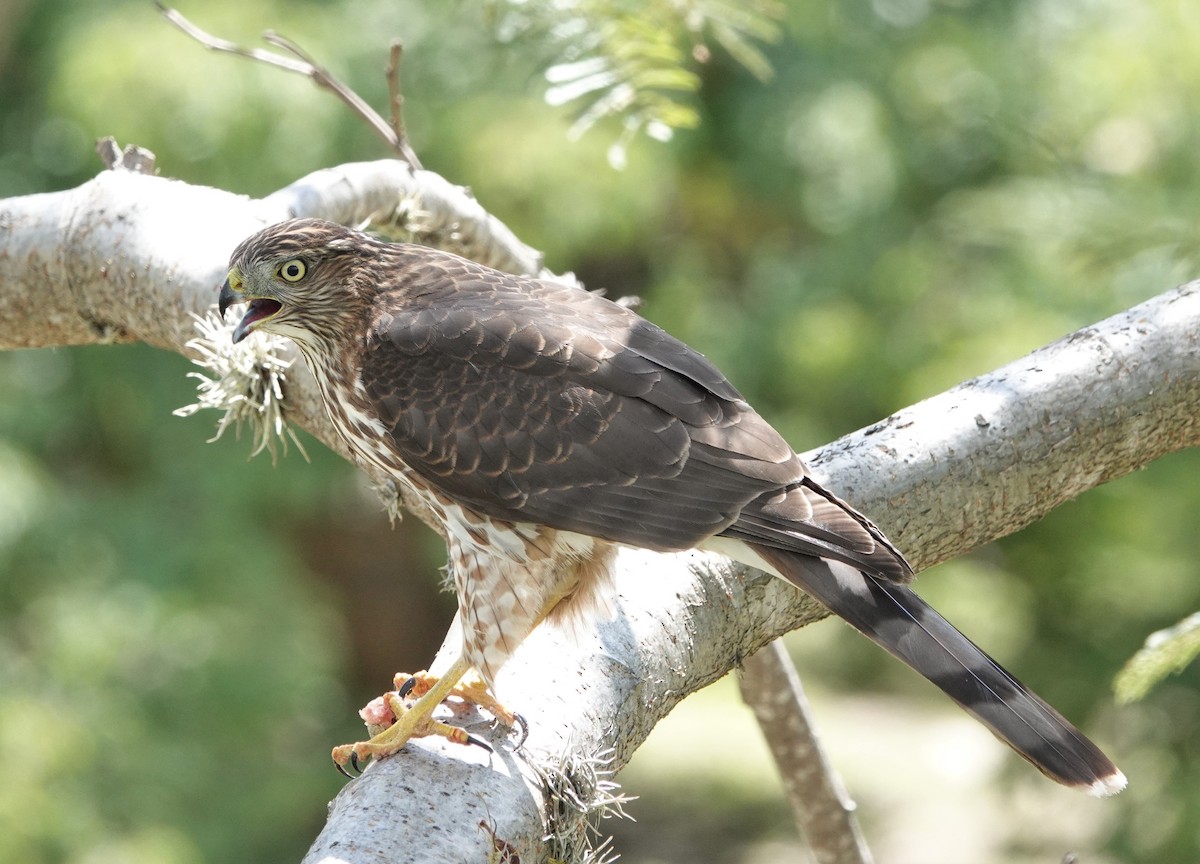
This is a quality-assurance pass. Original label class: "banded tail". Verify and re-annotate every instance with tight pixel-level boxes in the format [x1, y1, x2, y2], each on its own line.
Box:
[749, 544, 1126, 796]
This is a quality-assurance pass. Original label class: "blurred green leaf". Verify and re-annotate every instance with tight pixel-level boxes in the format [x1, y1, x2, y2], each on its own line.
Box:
[1115, 612, 1200, 704]
[702, 0, 785, 82]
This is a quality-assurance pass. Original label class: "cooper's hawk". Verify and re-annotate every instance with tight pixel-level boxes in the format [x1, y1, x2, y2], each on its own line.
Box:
[219, 218, 1124, 795]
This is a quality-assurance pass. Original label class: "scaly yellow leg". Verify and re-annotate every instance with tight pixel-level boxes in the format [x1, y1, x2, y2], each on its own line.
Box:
[393, 670, 517, 726]
[331, 654, 476, 772]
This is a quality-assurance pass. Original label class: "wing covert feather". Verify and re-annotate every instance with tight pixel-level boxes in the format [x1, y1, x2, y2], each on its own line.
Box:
[361, 253, 904, 573]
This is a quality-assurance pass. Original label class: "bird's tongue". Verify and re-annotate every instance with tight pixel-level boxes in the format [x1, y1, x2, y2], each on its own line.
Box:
[232, 298, 282, 344]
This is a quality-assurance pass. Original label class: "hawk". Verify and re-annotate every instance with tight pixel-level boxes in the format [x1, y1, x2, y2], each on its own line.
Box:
[218, 218, 1124, 796]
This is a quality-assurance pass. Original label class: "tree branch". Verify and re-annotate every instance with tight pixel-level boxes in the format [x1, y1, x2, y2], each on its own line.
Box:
[2, 162, 1196, 861]
[810, 296, 1200, 569]
[738, 640, 873, 864]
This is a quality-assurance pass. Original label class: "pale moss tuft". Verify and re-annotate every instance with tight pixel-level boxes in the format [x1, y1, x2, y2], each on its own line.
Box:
[534, 744, 636, 864]
[174, 310, 309, 464]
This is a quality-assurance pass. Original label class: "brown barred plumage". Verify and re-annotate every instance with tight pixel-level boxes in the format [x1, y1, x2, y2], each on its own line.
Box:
[219, 218, 1124, 795]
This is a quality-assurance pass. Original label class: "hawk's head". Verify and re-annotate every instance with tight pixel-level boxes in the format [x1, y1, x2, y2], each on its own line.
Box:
[219, 219, 377, 347]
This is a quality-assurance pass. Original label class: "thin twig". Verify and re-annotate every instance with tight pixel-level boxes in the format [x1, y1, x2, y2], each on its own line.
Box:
[386, 41, 408, 150]
[155, 3, 422, 169]
[155, 3, 309, 74]
[262, 31, 423, 170]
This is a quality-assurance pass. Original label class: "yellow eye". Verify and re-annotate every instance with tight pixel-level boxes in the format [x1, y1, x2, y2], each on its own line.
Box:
[277, 259, 307, 282]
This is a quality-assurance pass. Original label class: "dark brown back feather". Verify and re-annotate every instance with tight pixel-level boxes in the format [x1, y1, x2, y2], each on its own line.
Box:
[358, 249, 909, 580]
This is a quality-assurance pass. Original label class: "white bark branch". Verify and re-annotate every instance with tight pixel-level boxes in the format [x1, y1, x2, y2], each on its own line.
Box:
[3, 161, 1197, 862]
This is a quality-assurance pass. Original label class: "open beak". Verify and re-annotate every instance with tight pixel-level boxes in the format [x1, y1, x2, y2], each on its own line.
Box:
[219, 270, 282, 344]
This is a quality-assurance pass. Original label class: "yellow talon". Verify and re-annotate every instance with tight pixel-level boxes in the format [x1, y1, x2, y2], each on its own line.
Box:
[332, 655, 513, 773]
[392, 670, 516, 726]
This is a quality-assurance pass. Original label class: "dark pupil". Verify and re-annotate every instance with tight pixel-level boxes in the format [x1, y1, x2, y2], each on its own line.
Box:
[286, 263, 301, 278]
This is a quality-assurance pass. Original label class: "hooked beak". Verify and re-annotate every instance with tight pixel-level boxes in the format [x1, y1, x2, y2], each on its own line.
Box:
[218, 275, 239, 319]
[219, 268, 281, 344]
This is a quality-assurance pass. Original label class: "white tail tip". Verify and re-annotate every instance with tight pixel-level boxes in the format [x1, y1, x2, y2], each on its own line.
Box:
[1085, 769, 1128, 798]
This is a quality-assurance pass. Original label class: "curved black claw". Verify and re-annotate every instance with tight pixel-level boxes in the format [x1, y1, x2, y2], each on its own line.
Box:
[396, 677, 417, 699]
[465, 732, 494, 752]
[510, 713, 530, 750]
[334, 755, 359, 779]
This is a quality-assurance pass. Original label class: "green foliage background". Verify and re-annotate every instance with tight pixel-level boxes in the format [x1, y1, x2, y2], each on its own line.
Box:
[1, 1, 1199, 861]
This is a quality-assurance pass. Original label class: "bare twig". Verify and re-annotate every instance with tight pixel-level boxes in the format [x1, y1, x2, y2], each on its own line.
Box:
[386, 41, 408, 150]
[155, 4, 423, 169]
[155, 3, 309, 73]
[262, 31, 423, 170]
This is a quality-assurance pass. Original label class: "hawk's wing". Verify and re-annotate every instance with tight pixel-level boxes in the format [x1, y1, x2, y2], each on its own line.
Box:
[361, 256, 904, 578]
